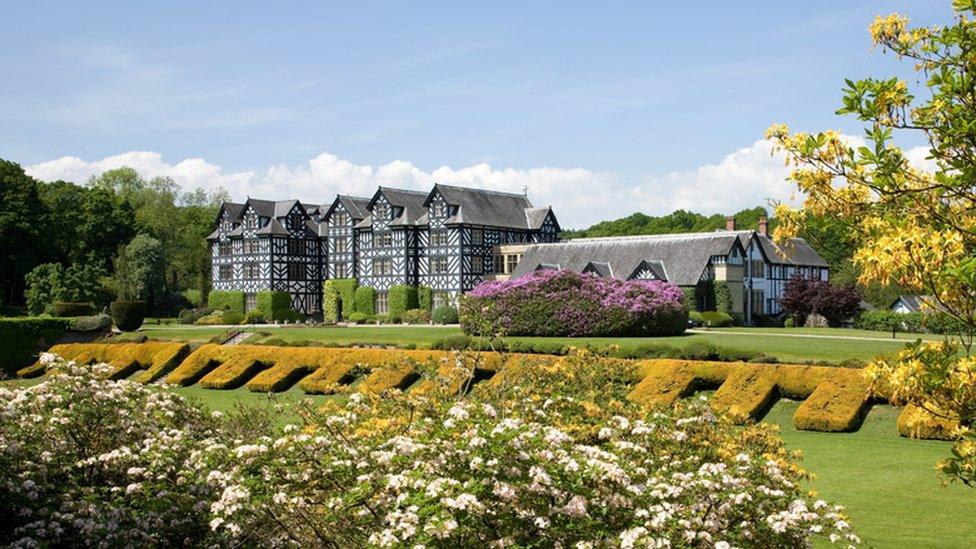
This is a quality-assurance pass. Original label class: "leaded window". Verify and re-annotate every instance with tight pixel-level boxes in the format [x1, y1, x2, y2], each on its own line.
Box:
[373, 232, 393, 247]
[430, 230, 449, 247]
[376, 292, 389, 314]
[431, 256, 449, 274]
[219, 266, 232, 280]
[373, 258, 393, 276]
[288, 263, 306, 280]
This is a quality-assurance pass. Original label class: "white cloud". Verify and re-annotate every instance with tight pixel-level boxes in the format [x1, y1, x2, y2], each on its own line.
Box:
[32, 138, 934, 228]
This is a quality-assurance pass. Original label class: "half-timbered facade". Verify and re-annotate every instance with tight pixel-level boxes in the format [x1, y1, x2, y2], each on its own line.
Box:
[320, 195, 371, 280]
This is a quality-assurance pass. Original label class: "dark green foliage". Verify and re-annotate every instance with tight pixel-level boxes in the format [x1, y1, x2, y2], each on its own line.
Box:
[354, 286, 376, 316]
[700, 311, 734, 327]
[111, 234, 166, 312]
[68, 314, 113, 332]
[222, 311, 245, 325]
[208, 291, 246, 313]
[323, 279, 358, 322]
[432, 305, 459, 325]
[179, 307, 215, 325]
[563, 207, 773, 239]
[680, 287, 697, 311]
[244, 311, 266, 324]
[182, 289, 203, 307]
[0, 317, 69, 373]
[417, 285, 433, 311]
[0, 160, 52, 307]
[714, 282, 733, 315]
[388, 285, 418, 318]
[430, 335, 473, 350]
[853, 310, 967, 336]
[402, 308, 431, 324]
[53, 302, 95, 317]
[24, 262, 108, 315]
[110, 301, 147, 332]
[256, 291, 293, 321]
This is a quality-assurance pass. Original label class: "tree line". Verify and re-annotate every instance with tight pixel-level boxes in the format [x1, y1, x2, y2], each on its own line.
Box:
[0, 158, 226, 315]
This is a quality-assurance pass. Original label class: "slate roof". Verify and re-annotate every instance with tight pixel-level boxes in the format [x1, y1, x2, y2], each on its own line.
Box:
[431, 184, 540, 230]
[512, 232, 744, 286]
[255, 218, 290, 236]
[891, 295, 939, 313]
[338, 195, 371, 219]
[525, 207, 555, 230]
[739, 233, 829, 267]
[364, 187, 430, 228]
[221, 202, 245, 221]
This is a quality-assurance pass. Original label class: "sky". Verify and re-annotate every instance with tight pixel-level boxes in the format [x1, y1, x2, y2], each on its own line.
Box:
[0, 1, 953, 228]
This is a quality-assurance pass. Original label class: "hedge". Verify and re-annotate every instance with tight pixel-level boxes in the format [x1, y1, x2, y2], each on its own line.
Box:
[0, 318, 70, 373]
[389, 285, 419, 318]
[354, 286, 376, 315]
[793, 381, 871, 432]
[53, 302, 95, 317]
[709, 367, 779, 422]
[207, 290, 246, 314]
[714, 281, 733, 315]
[18, 342, 186, 381]
[359, 367, 421, 393]
[853, 309, 969, 336]
[323, 279, 358, 322]
[256, 290, 294, 321]
[680, 287, 696, 311]
[897, 403, 959, 440]
[432, 305, 459, 325]
[418, 285, 433, 311]
[699, 311, 734, 327]
[110, 301, 146, 332]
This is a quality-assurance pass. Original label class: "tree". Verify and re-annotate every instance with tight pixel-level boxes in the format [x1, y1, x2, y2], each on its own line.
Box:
[0, 160, 49, 306]
[111, 235, 166, 311]
[780, 275, 818, 326]
[24, 263, 62, 315]
[767, 1, 976, 485]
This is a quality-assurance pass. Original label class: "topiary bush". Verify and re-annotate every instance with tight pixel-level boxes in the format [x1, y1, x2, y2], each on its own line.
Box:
[52, 302, 95, 317]
[388, 285, 418, 318]
[461, 270, 687, 337]
[354, 286, 376, 316]
[323, 279, 358, 322]
[347, 312, 369, 324]
[207, 291, 246, 314]
[110, 301, 147, 332]
[256, 291, 294, 321]
[0, 318, 69, 373]
[432, 305, 459, 325]
[68, 314, 112, 332]
[699, 311, 734, 327]
[402, 308, 431, 324]
[417, 285, 433, 311]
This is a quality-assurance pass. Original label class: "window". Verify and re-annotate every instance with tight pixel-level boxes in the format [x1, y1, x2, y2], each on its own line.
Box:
[505, 254, 521, 274]
[432, 202, 448, 217]
[433, 291, 450, 309]
[288, 213, 301, 230]
[430, 230, 449, 247]
[244, 239, 260, 255]
[494, 254, 503, 273]
[333, 212, 349, 226]
[288, 263, 306, 280]
[751, 289, 765, 315]
[470, 228, 483, 245]
[750, 259, 765, 278]
[245, 214, 257, 229]
[288, 239, 304, 255]
[375, 292, 389, 314]
[219, 242, 232, 256]
[470, 256, 483, 274]
[373, 232, 393, 247]
[244, 263, 260, 279]
[334, 262, 349, 278]
[373, 258, 393, 276]
[245, 293, 257, 312]
[430, 256, 449, 274]
[333, 237, 348, 253]
[219, 266, 232, 280]
[374, 205, 389, 219]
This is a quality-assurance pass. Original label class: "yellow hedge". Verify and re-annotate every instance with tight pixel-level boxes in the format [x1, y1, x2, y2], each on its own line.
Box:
[164, 344, 222, 386]
[18, 342, 187, 381]
[136, 343, 191, 384]
[247, 362, 317, 393]
[709, 366, 779, 422]
[358, 367, 421, 393]
[200, 356, 269, 389]
[897, 403, 961, 441]
[793, 381, 871, 432]
[299, 363, 362, 394]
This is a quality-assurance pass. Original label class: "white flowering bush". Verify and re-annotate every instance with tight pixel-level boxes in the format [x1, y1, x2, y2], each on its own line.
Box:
[1, 351, 859, 547]
[205, 351, 860, 547]
[0, 354, 228, 547]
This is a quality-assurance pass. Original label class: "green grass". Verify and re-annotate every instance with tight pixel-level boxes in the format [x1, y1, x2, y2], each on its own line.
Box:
[137, 324, 918, 363]
[763, 400, 975, 548]
[708, 325, 944, 341]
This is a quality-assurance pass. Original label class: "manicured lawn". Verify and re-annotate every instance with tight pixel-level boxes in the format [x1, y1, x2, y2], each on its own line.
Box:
[708, 325, 944, 341]
[137, 324, 917, 363]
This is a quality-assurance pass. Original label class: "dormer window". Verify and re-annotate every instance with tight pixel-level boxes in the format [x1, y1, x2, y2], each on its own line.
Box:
[374, 205, 389, 219]
[392, 206, 403, 219]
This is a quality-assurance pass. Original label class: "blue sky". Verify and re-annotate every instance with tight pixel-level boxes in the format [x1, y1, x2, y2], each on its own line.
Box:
[0, 1, 952, 227]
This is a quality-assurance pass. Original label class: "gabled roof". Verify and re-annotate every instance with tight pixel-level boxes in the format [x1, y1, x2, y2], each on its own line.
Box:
[255, 217, 289, 236]
[366, 187, 429, 227]
[582, 261, 612, 277]
[216, 202, 245, 224]
[244, 198, 277, 218]
[429, 184, 539, 230]
[737, 232, 828, 268]
[630, 259, 667, 280]
[511, 232, 745, 286]
[525, 207, 558, 231]
[322, 195, 371, 221]
[891, 295, 938, 313]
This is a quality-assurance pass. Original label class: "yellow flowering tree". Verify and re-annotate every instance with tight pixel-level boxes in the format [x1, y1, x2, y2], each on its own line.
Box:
[766, 1, 976, 486]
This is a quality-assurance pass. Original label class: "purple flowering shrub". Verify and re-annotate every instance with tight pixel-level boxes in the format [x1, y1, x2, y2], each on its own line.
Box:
[461, 269, 688, 337]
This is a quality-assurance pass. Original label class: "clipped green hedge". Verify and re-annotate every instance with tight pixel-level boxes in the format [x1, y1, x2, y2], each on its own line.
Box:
[354, 286, 376, 316]
[53, 302, 95, 317]
[256, 291, 292, 321]
[389, 285, 418, 318]
[432, 305, 459, 324]
[208, 290, 246, 314]
[418, 285, 433, 311]
[0, 318, 70, 373]
[714, 281, 733, 315]
[324, 279, 358, 322]
[111, 301, 147, 332]
[700, 311, 734, 327]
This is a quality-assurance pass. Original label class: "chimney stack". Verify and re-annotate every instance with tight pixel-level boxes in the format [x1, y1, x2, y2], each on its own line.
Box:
[758, 216, 768, 236]
[725, 216, 736, 231]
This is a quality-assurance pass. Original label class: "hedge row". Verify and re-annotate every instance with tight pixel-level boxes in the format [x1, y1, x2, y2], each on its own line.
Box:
[19, 342, 189, 382]
[388, 285, 418, 318]
[53, 302, 95, 317]
[354, 286, 376, 316]
[323, 279, 358, 322]
[208, 291, 246, 314]
[853, 309, 969, 335]
[256, 291, 295, 321]
[0, 318, 70, 373]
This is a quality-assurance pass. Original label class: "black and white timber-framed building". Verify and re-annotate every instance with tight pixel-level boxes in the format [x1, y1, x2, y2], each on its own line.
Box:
[208, 183, 559, 315]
